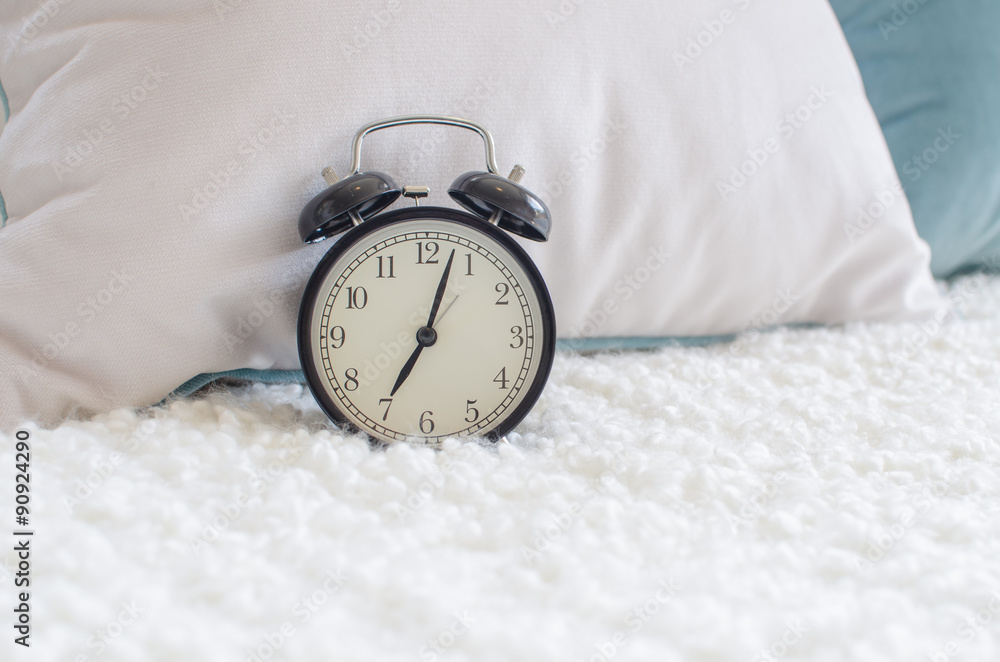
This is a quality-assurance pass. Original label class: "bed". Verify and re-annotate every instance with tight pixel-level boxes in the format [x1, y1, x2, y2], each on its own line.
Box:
[2, 1, 1000, 660]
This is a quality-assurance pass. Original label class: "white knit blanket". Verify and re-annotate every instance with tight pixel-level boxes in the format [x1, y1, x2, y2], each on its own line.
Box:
[4, 274, 1000, 662]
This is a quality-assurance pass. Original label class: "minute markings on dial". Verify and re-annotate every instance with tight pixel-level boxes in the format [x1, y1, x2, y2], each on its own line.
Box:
[315, 228, 538, 441]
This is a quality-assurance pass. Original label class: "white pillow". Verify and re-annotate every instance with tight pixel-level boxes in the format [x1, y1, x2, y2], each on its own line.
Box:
[0, 0, 943, 426]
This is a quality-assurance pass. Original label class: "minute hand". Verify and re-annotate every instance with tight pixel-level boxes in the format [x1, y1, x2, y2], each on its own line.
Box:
[426, 249, 456, 328]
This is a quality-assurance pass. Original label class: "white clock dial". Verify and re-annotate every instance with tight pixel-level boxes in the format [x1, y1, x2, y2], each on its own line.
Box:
[302, 215, 553, 444]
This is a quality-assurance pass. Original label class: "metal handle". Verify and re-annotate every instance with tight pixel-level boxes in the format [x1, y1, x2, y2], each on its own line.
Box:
[348, 115, 501, 176]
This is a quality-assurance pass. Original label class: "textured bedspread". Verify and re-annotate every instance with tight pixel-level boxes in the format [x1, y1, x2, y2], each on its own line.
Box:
[4, 274, 1000, 662]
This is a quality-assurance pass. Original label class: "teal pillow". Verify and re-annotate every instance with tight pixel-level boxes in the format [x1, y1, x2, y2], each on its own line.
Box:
[829, 0, 1000, 277]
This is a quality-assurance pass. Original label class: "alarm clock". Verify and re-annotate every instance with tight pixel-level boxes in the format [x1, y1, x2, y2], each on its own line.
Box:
[296, 115, 555, 445]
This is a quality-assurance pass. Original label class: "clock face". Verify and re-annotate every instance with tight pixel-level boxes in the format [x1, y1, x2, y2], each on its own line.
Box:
[298, 208, 555, 444]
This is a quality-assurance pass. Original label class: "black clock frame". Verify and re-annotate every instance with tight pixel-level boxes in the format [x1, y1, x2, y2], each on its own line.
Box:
[297, 206, 556, 444]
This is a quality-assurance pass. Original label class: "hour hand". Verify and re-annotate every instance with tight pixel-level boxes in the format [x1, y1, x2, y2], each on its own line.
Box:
[390, 324, 439, 396]
[390, 344, 423, 397]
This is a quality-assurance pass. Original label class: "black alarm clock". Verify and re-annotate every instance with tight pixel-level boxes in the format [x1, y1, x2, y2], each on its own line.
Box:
[296, 116, 555, 444]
